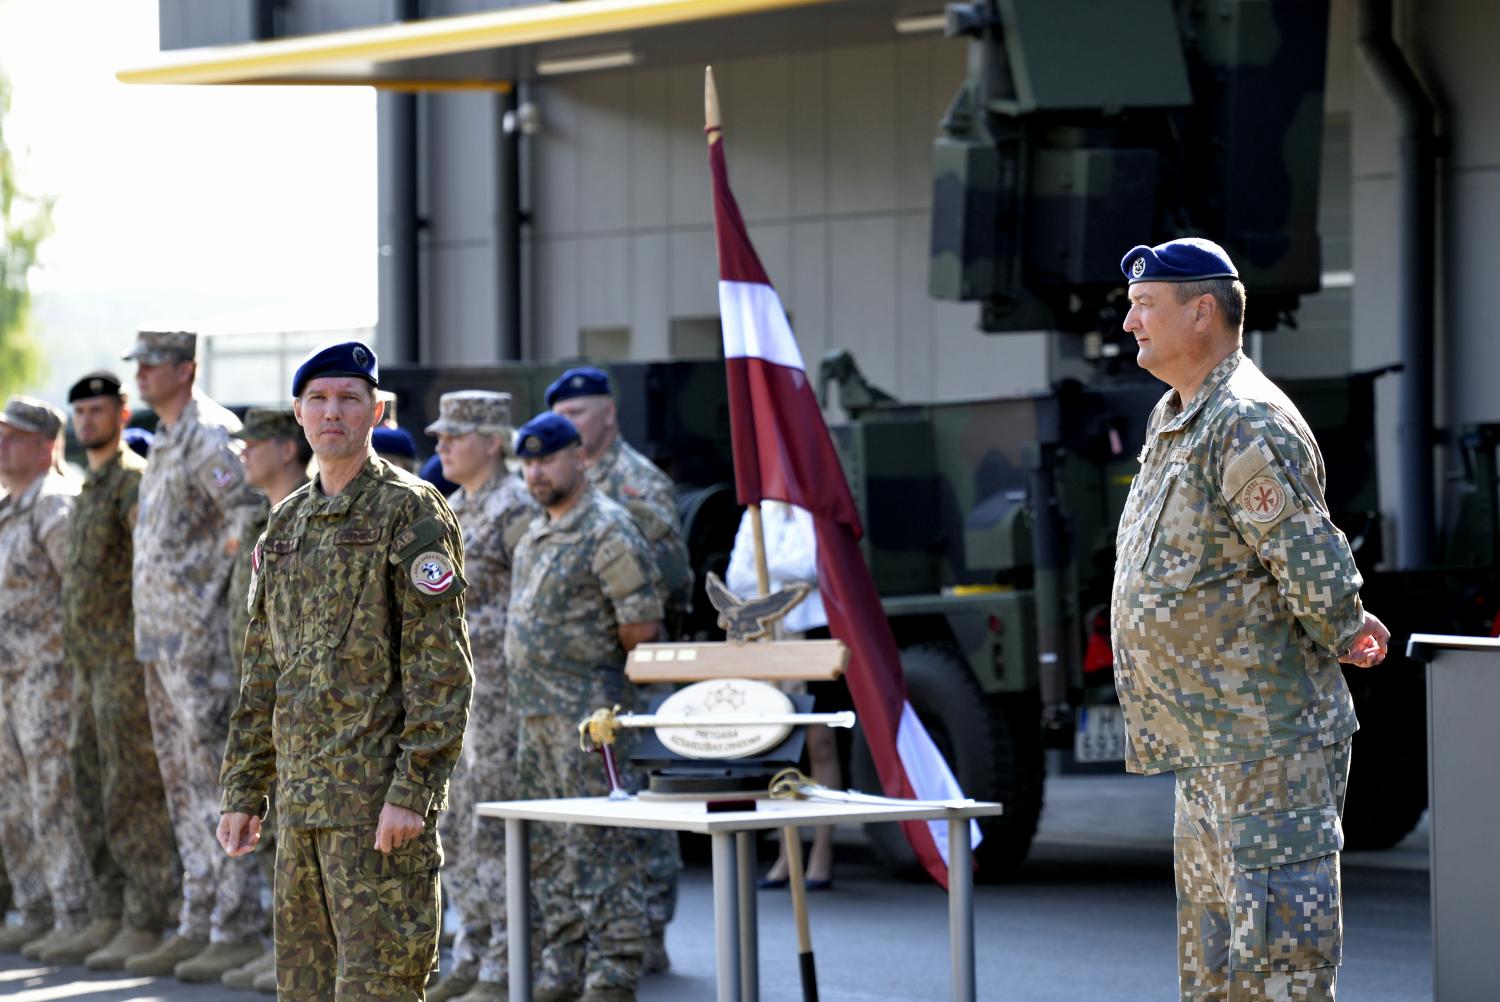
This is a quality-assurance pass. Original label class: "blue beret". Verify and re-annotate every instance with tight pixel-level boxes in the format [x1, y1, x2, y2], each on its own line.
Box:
[514, 412, 582, 459]
[545, 366, 611, 407]
[419, 453, 457, 496]
[123, 427, 154, 458]
[292, 340, 379, 398]
[1120, 237, 1238, 285]
[371, 425, 417, 459]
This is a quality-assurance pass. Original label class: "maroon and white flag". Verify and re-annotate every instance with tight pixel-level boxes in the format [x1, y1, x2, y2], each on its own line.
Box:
[709, 121, 978, 887]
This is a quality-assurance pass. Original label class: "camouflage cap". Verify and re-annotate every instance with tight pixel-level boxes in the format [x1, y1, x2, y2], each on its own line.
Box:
[0, 395, 65, 438]
[424, 390, 514, 437]
[233, 408, 302, 442]
[122, 330, 197, 365]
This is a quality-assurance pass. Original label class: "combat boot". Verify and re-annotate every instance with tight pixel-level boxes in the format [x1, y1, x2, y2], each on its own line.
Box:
[22, 924, 87, 960]
[124, 933, 208, 975]
[38, 918, 120, 964]
[253, 967, 278, 993]
[0, 917, 51, 953]
[532, 983, 582, 1002]
[174, 936, 265, 982]
[451, 980, 507, 1002]
[578, 988, 636, 1002]
[85, 925, 161, 970]
[221, 949, 276, 990]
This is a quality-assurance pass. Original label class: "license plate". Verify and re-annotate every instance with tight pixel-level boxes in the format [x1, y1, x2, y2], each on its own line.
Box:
[1074, 704, 1126, 762]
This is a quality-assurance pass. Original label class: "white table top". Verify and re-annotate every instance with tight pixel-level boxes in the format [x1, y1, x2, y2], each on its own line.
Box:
[475, 795, 1004, 834]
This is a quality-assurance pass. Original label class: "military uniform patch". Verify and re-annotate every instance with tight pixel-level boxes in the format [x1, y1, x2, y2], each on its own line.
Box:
[411, 550, 457, 595]
[1240, 476, 1287, 523]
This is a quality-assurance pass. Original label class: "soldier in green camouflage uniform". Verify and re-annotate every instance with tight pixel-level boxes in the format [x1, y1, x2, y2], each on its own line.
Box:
[0, 397, 93, 958]
[220, 408, 311, 993]
[506, 411, 661, 1002]
[218, 342, 473, 1001]
[549, 369, 687, 966]
[125, 331, 266, 980]
[61, 373, 183, 970]
[421, 391, 539, 1002]
[1110, 240, 1389, 1002]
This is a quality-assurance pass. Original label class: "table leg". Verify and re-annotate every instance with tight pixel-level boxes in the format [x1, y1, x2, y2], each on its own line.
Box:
[948, 818, 975, 1002]
[711, 831, 742, 1002]
[506, 819, 530, 1002]
[736, 830, 759, 1002]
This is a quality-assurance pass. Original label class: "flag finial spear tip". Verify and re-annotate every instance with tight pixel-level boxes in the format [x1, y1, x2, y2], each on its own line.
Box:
[705, 66, 721, 138]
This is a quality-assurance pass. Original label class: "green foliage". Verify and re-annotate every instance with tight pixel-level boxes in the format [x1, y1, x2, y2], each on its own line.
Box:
[0, 67, 53, 397]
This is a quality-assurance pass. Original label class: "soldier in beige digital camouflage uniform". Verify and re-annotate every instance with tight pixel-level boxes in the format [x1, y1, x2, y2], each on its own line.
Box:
[124, 331, 268, 981]
[218, 341, 473, 1001]
[548, 368, 688, 968]
[61, 372, 183, 971]
[506, 411, 661, 1002]
[1110, 239, 1390, 1002]
[220, 407, 311, 994]
[0, 397, 93, 959]
[421, 390, 539, 1002]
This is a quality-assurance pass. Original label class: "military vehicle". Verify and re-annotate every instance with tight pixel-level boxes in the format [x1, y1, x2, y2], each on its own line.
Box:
[383, 0, 1499, 879]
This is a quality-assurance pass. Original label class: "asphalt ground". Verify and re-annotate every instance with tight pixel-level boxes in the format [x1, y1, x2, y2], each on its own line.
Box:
[0, 772, 1432, 1001]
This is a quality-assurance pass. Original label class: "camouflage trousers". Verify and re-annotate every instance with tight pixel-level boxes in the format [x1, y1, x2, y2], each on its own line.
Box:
[636, 684, 680, 935]
[275, 823, 442, 1000]
[70, 658, 182, 930]
[0, 656, 93, 930]
[440, 755, 486, 971]
[518, 714, 648, 993]
[142, 657, 264, 942]
[448, 664, 530, 984]
[1174, 738, 1351, 1001]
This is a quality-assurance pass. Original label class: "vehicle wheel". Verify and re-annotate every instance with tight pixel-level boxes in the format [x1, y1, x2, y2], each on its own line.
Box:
[850, 643, 1045, 881]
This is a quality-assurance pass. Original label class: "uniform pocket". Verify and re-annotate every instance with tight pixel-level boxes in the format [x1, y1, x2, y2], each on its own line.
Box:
[1228, 806, 1343, 972]
[1142, 473, 1209, 590]
[347, 826, 443, 979]
[321, 531, 385, 649]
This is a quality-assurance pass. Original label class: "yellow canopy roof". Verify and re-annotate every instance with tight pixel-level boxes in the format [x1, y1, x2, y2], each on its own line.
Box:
[118, 0, 922, 89]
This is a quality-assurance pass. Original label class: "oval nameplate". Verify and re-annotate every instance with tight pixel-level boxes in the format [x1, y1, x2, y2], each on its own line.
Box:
[655, 678, 794, 760]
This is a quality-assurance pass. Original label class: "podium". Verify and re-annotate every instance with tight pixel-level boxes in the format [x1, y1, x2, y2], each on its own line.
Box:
[1404, 633, 1500, 1001]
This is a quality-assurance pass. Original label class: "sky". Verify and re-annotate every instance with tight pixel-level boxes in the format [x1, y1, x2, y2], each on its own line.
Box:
[0, 0, 377, 403]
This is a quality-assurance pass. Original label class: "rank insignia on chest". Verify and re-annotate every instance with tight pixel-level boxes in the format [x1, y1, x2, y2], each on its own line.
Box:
[411, 551, 456, 595]
[1240, 477, 1287, 522]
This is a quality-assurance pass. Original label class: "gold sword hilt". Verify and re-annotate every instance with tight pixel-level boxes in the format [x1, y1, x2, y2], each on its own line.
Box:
[578, 705, 623, 752]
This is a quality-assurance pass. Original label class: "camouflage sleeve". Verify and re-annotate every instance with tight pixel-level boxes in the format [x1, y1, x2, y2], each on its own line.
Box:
[33, 492, 74, 575]
[497, 501, 537, 569]
[1215, 405, 1366, 654]
[593, 520, 664, 626]
[220, 536, 277, 817]
[386, 498, 474, 816]
[193, 437, 262, 542]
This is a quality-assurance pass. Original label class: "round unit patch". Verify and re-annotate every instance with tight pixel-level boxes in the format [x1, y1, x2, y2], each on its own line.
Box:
[411, 550, 457, 595]
[654, 678, 794, 760]
[1130, 256, 1147, 278]
[1240, 477, 1287, 523]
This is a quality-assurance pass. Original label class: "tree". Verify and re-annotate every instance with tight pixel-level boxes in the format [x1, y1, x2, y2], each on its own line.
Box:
[0, 66, 52, 397]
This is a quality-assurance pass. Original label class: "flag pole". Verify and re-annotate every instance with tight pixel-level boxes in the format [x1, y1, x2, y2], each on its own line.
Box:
[709, 64, 819, 1002]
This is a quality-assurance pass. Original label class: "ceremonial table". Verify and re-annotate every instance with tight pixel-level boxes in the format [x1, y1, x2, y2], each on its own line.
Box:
[476, 795, 1004, 1002]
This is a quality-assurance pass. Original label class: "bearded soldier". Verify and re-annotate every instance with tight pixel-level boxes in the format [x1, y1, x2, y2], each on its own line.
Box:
[219, 341, 472, 1000]
[61, 373, 182, 970]
[424, 390, 538, 1002]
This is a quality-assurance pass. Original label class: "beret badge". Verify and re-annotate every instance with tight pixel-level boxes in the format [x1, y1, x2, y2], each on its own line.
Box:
[1131, 256, 1147, 279]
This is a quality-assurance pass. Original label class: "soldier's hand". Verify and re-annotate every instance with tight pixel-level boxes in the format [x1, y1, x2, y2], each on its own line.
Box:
[374, 803, 425, 853]
[1339, 611, 1390, 668]
[218, 812, 262, 857]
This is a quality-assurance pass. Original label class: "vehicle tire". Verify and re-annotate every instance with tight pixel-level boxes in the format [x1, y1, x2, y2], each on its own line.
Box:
[850, 643, 1045, 881]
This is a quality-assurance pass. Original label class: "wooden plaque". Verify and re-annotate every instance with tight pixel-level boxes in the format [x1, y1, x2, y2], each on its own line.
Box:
[626, 639, 849, 683]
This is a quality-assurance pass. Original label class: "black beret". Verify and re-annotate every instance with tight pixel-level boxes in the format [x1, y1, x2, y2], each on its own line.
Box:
[545, 366, 611, 407]
[292, 341, 379, 398]
[68, 371, 123, 403]
[1121, 237, 1238, 285]
[514, 412, 582, 459]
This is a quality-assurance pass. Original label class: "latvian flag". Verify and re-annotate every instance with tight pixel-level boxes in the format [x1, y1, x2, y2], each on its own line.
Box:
[709, 113, 979, 888]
